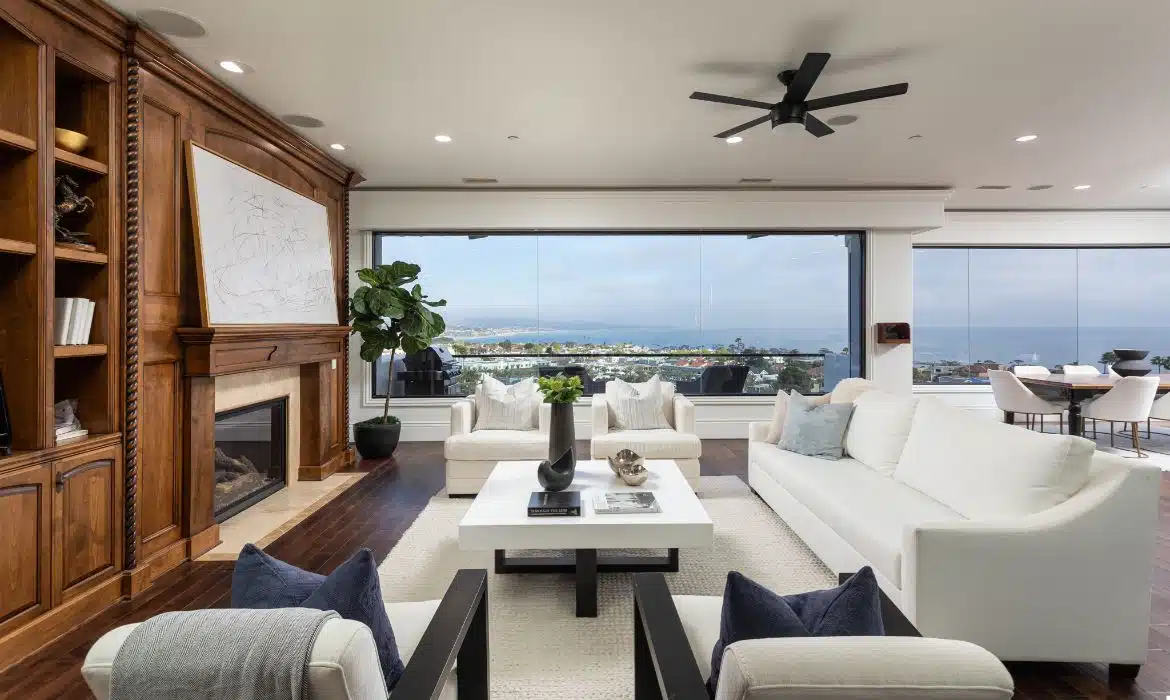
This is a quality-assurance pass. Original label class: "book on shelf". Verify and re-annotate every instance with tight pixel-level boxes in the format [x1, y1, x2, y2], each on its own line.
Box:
[591, 491, 661, 515]
[55, 428, 88, 445]
[54, 297, 95, 345]
[57, 241, 97, 252]
[527, 490, 582, 517]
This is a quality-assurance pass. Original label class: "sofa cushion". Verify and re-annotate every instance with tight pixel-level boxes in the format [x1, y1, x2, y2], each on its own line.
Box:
[844, 391, 919, 475]
[752, 444, 963, 586]
[444, 429, 548, 461]
[762, 389, 789, 443]
[591, 429, 701, 459]
[673, 594, 724, 680]
[777, 392, 854, 460]
[708, 569, 885, 695]
[829, 377, 874, 404]
[893, 398, 1095, 519]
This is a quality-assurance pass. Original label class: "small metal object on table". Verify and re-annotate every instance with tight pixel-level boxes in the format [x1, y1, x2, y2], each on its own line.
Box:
[459, 459, 712, 618]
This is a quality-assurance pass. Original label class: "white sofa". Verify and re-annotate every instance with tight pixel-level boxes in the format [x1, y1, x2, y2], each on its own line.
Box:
[748, 388, 1161, 671]
[445, 398, 552, 495]
[590, 384, 701, 489]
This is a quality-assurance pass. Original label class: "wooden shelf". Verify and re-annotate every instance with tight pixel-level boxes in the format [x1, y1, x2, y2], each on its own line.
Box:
[53, 344, 107, 358]
[54, 148, 107, 175]
[0, 237, 36, 256]
[0, 432, 121, 474]
[54, 245, 106, 264]
[0, 127, 35, 152]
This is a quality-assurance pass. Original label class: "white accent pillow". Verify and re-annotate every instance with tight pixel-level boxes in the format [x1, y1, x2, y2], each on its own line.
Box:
[829, 377, 875, 404]
[607, 376, 671, 430]
[762, 389, 789, 443]
[893, 398, 1095, 519]
[473, 377, 538, 431]
[844, 390, 919, 474]
[605, 375, 674, 428]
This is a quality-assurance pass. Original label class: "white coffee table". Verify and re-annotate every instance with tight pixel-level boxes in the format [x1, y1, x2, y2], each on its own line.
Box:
[458, 458, 713, 617]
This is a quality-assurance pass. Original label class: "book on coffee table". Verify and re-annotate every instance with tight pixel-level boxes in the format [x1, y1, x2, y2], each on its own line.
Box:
[527, 491, 582, 517]
[592, 491, 661, 514]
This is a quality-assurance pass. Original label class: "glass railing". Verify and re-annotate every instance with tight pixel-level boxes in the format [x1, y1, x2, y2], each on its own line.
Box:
[373, 351, 843, 398]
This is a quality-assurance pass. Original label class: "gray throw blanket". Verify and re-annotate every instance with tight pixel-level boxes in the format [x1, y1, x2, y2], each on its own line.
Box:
[111, 608, 338, 700]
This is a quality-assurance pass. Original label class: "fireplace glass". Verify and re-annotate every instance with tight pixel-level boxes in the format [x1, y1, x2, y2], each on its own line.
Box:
[214, 397, 288, 522]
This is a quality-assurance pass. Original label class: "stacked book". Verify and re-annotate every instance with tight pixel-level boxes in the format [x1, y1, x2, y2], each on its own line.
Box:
[54, 297, 96, 345]
[54, 398, 87, 445]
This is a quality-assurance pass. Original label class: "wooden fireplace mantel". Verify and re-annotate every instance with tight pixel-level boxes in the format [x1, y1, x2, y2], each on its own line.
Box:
[176, 325, 351, 377]
[176, 324, 355, 559]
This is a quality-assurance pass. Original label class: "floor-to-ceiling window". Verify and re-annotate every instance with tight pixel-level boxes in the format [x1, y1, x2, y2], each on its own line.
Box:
[913, 246, 1170, 384]
[368, 232, 865, 397]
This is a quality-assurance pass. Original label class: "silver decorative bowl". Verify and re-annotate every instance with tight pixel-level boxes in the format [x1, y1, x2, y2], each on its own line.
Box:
[607, 449, 643, 475]
[617, 463, 649, 486]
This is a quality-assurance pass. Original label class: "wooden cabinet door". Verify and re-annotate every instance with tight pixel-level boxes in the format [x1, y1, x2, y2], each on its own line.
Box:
[52, 446, 121, 604]
[0, 464, 52, 637]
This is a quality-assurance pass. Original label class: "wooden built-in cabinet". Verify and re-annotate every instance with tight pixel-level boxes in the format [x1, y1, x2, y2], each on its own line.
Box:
[0, 0, 356, 671]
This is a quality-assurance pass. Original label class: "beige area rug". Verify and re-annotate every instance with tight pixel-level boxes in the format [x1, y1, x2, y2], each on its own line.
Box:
[376, 475, 835, 699]
[199, 473, 366, 561]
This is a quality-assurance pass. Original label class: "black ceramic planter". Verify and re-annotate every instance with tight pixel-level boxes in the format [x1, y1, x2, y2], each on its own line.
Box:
[1112, 349, 1153, 377]
[354, 419, 401, 459]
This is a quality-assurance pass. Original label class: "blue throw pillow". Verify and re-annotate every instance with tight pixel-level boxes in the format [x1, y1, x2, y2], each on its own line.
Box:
[777, 391, 855, 459]
[302, 549, 406, 690]
[231, 543, 325, 608]
[707, 567, 885, 696]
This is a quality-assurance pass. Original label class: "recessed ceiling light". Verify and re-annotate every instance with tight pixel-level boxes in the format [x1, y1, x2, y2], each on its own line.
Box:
[975, 185, 1012, 190]
[507, 135, 520, 141]
[462, 177, 498, 184]
[725, 136, 743, 144]
[137, 9, 207, 38]
[907, 134, 923, 140]
[826, 115, 858, 126]
[1014, 134, 1038, 143]
[281, 114, 325, 128]
[329, 143, 345, 151]
[1027, 185, 1054, 191]
[1073, 184, 1091, 190]
[218, 60, 251, 74]
[1141, 184, 1160, 189]
[434, 134, 452, 143]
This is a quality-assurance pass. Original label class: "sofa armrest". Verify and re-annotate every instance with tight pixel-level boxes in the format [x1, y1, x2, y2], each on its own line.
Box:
[450, 399, 474, 436]
[902, 461, 1160, 662]
[631, 573, 709, 700]
[747, 421, 769, 443]
[392, 569, 490, 700]
[591, 394, 609, 436]
[537, 401, 552, 434]
[673, 395, 696, 435]
[715, 637, 1012, 700]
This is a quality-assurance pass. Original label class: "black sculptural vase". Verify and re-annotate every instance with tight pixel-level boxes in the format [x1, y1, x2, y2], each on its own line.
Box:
[537, 402, 576, 491]
[1112, 349, 1153, 377]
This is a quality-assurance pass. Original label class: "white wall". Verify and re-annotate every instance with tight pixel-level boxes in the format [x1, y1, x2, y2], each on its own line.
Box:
[913, 210, 1170, 417]
[348, 189, 949, 441]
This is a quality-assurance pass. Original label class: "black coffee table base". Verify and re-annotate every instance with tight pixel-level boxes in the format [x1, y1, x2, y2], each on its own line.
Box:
[495, 548, 680, 617]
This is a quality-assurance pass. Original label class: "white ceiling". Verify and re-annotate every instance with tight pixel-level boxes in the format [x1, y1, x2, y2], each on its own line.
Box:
[108, 0, 1170, 208]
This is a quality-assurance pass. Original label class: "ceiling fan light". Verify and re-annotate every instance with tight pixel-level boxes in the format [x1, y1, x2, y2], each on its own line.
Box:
[725, 136, 743, 144]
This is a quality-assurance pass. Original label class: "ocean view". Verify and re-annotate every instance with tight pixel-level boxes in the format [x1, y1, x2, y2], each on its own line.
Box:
[914, 326, 1170, 367]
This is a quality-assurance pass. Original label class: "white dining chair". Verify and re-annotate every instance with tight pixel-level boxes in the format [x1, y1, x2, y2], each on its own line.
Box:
[1146, 390, 1170, 438]
[1011, 365, 1051, 378]
[1061, 364, 1100, 377]
[1080, 376, 1161, 457]
[988, 370, 1066, 433]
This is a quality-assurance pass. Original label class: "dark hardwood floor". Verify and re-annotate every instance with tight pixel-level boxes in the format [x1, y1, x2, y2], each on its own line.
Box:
[3, 439, 1168, 699]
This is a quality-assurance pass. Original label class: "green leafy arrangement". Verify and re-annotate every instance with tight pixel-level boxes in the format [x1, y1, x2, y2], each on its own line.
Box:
[349, 261, 447, 423]
[537, 374, 584, 404]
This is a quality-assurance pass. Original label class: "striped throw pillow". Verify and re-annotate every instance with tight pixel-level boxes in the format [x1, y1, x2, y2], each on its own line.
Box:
[473, 377, 538, 431]
[608, 376, 671, 430]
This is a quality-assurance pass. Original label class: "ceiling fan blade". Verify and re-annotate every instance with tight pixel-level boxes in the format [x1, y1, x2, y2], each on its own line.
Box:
[714, 114, 771, 139]
[784, 52, 830, 102]
[690, 91, 774, 110]
[804, 114, 834, 138]
[805, 83, 909, 111]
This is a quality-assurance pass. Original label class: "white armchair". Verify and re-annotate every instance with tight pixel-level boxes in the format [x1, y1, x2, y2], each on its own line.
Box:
[589, 384, 700, 489]
[444, 398, 552, 495]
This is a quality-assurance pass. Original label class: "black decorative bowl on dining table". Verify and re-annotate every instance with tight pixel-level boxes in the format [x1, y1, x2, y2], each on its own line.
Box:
[1112, 349, 1153, 377]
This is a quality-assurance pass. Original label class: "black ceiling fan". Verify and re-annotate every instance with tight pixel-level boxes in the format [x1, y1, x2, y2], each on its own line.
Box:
[690, 52, 908, 139]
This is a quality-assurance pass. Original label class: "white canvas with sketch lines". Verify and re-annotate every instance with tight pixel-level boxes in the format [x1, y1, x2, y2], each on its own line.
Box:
[188, 143, 338, 325]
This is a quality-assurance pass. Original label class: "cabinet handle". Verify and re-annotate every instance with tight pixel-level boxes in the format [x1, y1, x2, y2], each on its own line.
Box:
[54, 473, 65, 492]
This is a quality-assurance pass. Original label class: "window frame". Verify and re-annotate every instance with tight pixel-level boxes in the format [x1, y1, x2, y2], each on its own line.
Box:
[912, 243, 1170, 388]
[367, 230, 866, 399]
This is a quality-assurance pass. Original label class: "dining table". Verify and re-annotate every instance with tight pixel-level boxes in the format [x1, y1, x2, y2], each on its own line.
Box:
[1017, 373, 1170, 437]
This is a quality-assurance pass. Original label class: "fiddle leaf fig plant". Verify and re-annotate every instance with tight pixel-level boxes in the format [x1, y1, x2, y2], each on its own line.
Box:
[350, 261, 447, 423]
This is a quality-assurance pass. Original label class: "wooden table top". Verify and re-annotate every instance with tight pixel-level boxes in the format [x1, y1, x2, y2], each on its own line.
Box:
[1019, 373, 1170, 390]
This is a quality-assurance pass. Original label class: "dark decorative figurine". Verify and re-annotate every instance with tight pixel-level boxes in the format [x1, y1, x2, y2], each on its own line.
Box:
[54, 174, 95, 245]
